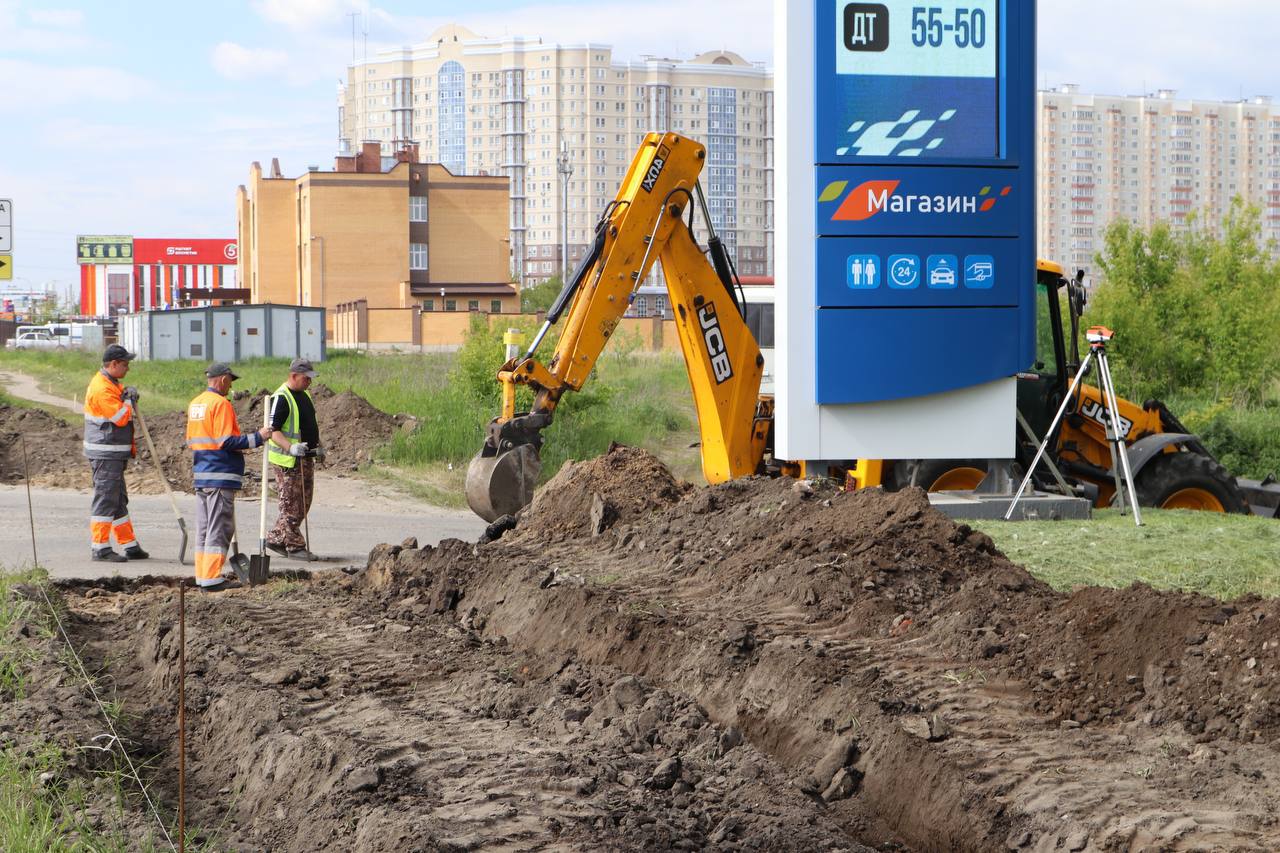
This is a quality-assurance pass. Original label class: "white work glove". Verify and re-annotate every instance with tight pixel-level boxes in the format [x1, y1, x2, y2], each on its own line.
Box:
[288, 442, 309, 457]
[122, 386, 140, 404]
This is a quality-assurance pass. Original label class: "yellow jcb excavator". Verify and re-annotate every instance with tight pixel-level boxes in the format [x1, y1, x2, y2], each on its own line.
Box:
[465, 132, 1279, 521]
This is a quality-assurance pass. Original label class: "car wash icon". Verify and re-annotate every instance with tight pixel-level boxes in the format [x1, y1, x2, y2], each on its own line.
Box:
[846, 254, 881, 289]
[927, 255, 959, 289]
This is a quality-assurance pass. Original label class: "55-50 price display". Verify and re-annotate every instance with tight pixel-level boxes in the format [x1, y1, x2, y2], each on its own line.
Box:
[911, 6, 987, 49]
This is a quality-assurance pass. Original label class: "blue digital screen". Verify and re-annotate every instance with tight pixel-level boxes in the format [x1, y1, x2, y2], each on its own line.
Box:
[825, 2, 1000, 160]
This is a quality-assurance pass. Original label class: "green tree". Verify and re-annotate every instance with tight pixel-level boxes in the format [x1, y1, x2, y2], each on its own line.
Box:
[520, 275, 564, 314]
[1092, 199, 1280, 405]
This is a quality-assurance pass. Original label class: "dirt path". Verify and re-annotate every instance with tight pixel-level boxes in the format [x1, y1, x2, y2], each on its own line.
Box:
[0, 368, 79, 411]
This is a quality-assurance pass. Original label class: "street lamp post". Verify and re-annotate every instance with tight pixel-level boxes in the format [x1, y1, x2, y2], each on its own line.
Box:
[557, 140, 573, 283]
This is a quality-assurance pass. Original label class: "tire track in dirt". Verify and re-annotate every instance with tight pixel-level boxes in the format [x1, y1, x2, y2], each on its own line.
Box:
[60, 575, 865, 851]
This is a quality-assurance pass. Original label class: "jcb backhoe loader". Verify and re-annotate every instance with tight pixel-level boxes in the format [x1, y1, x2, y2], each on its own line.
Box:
[884, 261, 1280, 517]
[465, 131, 784, 521]
[466, 132, 1279, 520]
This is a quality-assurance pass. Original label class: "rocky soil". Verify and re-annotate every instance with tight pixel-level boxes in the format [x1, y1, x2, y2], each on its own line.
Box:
[7, 445, 1280, 850]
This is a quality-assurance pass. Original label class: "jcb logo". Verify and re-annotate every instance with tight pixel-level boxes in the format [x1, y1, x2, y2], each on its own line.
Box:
[698, 302, 733, 384]
[1080, 400, 1132, 439]
[642, 145, 670, 193]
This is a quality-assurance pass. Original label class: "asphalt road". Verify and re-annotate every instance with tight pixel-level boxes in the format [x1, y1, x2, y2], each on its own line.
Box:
[1, 474, 486, 579]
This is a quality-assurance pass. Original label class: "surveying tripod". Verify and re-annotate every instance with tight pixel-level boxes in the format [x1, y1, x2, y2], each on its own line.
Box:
[1007, 326, 1143, 526]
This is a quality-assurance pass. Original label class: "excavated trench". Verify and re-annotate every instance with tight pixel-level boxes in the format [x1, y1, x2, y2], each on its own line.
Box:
[11, 445, 1280, 850]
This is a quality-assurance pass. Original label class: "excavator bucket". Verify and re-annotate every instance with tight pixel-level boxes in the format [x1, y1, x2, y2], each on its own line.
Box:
[465, 443, 541, 522]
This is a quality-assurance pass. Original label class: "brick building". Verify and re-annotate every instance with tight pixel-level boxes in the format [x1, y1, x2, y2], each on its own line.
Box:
[236, 142, 517, 327]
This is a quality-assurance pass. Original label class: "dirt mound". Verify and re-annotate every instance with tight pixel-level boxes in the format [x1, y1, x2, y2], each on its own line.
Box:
[17, 445, 1280, 851]
[0, 404, 81, 484]
[0, 385, 411, 494]
[516, 444, 692, 541]
[242, 385, 414, 473]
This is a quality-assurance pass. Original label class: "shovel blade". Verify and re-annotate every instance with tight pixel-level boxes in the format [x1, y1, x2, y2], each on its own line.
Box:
[229, 552, 252, 584]
[247, 554, 271, 587]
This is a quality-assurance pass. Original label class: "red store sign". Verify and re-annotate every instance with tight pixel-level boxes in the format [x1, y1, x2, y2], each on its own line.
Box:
[133, 238, 237, 265]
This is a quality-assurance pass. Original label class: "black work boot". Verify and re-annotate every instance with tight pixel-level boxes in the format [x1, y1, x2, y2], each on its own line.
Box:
[200, 578, 242, 593]
[124, 545, 150, 560]
[92, 549, 127, 563]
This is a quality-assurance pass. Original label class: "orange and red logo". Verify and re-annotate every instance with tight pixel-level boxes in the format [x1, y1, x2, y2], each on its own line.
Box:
[819, 180, 1013, 221]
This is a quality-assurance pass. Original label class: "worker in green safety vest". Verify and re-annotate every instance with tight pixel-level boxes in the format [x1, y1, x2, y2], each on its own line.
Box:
[266, 357, 324, 561]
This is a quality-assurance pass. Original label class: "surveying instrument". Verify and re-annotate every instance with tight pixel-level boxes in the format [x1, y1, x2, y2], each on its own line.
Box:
[1007, 325, 1143, 526]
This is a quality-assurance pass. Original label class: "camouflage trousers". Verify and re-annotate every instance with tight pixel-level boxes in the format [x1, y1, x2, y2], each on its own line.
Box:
[267, 458, 314, 551]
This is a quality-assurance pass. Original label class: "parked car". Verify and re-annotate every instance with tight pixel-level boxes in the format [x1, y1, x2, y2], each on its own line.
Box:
[5, 329, 64, 350]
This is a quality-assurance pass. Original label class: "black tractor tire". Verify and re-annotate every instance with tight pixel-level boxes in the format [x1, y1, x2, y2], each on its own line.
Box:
[884, 459, 990, 493]
[1134, 452, 1249, 514]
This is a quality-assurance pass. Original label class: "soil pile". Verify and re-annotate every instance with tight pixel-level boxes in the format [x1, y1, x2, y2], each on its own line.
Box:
[15, 445, 1280, 850]
[243, 385, 414, 473]
[516, 443, 692, 542]
[0, 385, 411, 494]
[0, 404, 81, 484]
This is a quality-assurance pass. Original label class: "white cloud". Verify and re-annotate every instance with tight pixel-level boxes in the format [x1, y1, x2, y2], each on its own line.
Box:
[252, 0, 360, 31]
[28, 8, 83, 27]
[0, 58, 153, 108]
[211, 41, 291, 81]
[369, 2, 774, 65]
[1038, 0, 1275, 100]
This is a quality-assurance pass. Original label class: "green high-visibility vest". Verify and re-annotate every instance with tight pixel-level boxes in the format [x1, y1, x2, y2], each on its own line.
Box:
[268, 383, 313, 469]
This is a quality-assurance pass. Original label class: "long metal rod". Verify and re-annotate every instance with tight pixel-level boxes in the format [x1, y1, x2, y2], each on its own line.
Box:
[1005, 353, 1095, 519]
[178, 581, 186, 853]
[21, 433, 37, 567]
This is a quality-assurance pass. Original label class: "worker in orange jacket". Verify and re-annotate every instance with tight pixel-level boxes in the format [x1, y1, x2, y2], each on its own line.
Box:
[186, 363, 272, 591]
[83, 344, 148, 562]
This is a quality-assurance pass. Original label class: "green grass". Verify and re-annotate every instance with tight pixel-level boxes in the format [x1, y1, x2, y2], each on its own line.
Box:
[1, 346, 703, 495]
[973, 508, 1280, 600]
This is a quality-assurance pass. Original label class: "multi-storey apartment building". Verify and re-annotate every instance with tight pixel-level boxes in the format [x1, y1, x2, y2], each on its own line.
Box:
[1039, 85, 1280, 273]
[338, 23, 774, 296]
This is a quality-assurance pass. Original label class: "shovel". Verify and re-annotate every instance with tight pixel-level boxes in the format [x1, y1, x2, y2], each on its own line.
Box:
[228, 534, 251, 584]
[247, 394, 272, 586]
[134, 402, 189, 565]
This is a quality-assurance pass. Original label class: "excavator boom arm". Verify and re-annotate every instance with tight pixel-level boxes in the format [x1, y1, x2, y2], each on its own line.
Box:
[466, 132, 768, 520]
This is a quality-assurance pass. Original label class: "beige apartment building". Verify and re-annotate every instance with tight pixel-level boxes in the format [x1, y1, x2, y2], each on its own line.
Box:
[338, 23, 774, 292]
[1039, 86, 1280, 274]
[236, 142, 517, 329]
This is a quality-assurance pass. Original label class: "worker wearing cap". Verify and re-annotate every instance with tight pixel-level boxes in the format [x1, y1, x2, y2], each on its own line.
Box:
[186, 363, 273, 591]
[83, 344, 148, 562]
[266, 358, 323, 561]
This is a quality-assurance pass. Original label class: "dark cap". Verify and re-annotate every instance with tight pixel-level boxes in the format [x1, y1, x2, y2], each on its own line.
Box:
[102, 344, 135, 364]
[288, 357, 318, 379]
[205, 362, 240, 381]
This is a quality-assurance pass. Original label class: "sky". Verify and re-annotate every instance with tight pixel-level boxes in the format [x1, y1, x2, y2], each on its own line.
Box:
[0, 0, 1276, 300]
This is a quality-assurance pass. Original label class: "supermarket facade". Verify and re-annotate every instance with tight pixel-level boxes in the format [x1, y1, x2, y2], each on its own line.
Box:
[77, 236, 241, 317]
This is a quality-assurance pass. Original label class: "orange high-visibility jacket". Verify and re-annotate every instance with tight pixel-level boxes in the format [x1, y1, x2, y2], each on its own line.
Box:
[186, 389, 262, 489]
[83, 370, 134, 460]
